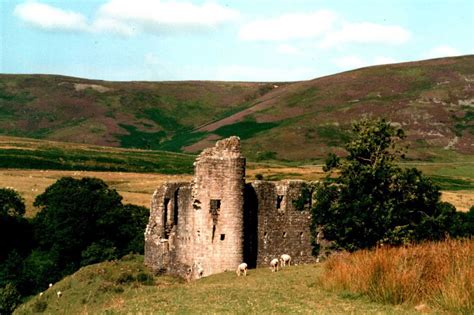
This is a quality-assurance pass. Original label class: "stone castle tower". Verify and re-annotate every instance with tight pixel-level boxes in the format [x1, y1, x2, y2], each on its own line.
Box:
[145, 136, 315, 280]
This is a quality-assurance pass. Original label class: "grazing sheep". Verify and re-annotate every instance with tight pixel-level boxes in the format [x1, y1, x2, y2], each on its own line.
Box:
[236, 262, 248, 276]
[280, 254, 291, 267]
[270, 258, 279, 272]
[56, 291, 62, 298]
[49, 283, 52, 288]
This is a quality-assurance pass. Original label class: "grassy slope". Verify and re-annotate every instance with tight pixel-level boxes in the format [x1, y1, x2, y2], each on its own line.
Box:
[0, 135, 194, 174]
[1, 56, 473, 161]
[15, 255, 420, 314]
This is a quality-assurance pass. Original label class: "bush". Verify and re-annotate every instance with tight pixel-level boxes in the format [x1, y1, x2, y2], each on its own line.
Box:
[136, 272, 154, 285]
[0, 283, 21, 315]
[312, 119, 456, 251]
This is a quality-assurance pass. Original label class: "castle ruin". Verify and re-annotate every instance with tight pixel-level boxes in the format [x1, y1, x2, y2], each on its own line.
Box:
[144, 136, 315, 280]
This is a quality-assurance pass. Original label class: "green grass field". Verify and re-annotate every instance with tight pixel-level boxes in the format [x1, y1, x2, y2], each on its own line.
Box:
[15, 255, 422, 314]
[0, 136, 195, 174]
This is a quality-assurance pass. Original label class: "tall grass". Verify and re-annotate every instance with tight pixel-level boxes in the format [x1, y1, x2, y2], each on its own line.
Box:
[321, 239, 474, 313]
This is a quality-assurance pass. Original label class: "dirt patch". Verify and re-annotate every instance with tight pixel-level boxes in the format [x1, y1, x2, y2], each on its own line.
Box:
[74, 83, 111, 93]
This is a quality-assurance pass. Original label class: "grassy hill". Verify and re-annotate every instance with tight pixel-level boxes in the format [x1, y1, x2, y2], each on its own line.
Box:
[1, 55, 473, 161]
[14, 255, 422, 314]
[0, 135, 194, 174]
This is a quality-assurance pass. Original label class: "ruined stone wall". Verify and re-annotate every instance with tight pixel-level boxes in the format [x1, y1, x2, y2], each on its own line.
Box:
[145, 136, 316, 280]
[144, 182, 191, 274]
[247, 180, 315, 267]
[145, 136, 246, 279]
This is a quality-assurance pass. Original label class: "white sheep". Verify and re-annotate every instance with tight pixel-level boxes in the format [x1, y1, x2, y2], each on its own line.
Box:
[270, 258, 279, 272]
[56, 291, 62, 298]
[280, 254, 291, 267]
[236, 262, 248, 276]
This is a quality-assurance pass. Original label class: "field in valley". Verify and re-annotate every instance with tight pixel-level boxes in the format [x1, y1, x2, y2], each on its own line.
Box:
[2, 163, 473, 217]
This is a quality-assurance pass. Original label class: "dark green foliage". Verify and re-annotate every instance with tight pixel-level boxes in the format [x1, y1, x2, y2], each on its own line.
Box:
[0, 146, 194, 174]
[312, 119, 457, 251]
[293, 184, 314, 211]
[136, 272, 154, 285]
[255, 151, 277, 161]
[157, 130, 209, 152]
[214, 118, 279, 140]
[0, 177, 151, 298]
[450, 206, 474, 237]
[0, 188, 25, 218]
[452, 108, 474, 136]
[115, 272, 135, 285]
[118, 124, 166, 149]
[0, 283, 21, 315]
[0, 189, 31, 263]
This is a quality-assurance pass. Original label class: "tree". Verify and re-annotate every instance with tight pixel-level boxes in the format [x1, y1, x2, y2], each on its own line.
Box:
[0, 188, 31, 262]
[311, 118, 456, 251]
[31, 177, 149, 281]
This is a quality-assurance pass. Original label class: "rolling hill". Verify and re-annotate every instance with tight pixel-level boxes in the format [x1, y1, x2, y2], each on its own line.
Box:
[1, 55, 473, 161]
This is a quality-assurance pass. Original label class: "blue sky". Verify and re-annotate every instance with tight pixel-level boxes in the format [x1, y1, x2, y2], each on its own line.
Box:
[1, 0, 473, 81]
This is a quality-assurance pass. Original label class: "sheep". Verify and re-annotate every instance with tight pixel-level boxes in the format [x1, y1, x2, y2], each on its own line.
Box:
[236, 262, 248, 276]
[49, 283, 53, 288]
[280, 254, 291, 267]
[56, 291, 62, 298]
[270, 258, 279, 272]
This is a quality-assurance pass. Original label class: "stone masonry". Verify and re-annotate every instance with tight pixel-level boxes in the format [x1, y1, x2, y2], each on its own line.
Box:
[145, 136, 315, 280]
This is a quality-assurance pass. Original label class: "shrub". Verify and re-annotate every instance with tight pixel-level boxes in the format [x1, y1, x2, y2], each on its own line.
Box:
[0, 283, 21, 315]
[136, 272, 154, 285]
[115, 272, 135, 285]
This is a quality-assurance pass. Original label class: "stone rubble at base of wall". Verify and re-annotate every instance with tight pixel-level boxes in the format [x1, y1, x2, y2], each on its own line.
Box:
[144, 136, 316, 280]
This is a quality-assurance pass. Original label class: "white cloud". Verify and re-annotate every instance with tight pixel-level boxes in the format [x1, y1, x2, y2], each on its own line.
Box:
[14, 1, 88, 32]
[320, 22, 411, 48]
[276, 44, 301, 55]
[425, 45, 461, 59]
[333, 55, 397, 70]
[239, 10, 337, 41]
[14, 0, 239, 36]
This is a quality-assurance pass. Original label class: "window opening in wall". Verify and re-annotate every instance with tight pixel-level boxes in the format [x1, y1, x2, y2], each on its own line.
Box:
[173, 189, 179, 225]
[299, 232, 304, 243]
[220, 234, 225, 241]
[210, 199, 221, 242]
[283, 232, 287, 238]
[163, 198, 170, 238]
[276, 195, 284, 209]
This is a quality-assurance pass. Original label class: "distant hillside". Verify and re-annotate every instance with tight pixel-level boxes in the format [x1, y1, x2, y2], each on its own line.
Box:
[1, 55, 473, 161]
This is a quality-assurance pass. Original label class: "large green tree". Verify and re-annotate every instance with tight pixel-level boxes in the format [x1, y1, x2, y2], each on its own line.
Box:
[20, 177, 150, 290]
[312, 119, 456, 251]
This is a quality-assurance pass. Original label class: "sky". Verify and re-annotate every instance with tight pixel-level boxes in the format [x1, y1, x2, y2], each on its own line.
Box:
[0, 0, 473, 82]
